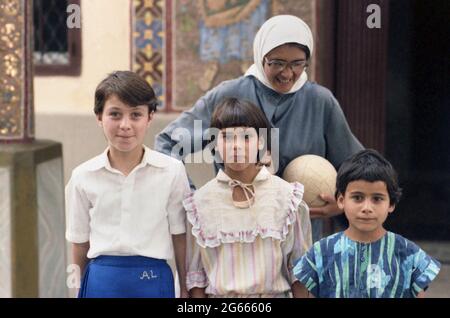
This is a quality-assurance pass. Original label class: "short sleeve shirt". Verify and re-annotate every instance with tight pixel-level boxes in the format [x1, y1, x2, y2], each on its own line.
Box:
[294, 231, 441, 298]
[65, 146, 190, 260]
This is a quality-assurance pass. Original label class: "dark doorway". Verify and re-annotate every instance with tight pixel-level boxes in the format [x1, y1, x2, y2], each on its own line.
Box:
[384, 0, 450, 240]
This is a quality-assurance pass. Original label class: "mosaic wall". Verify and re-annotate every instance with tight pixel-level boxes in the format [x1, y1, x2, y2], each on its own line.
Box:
[131, 0, 314, 111]
[131, 0, 165, 108]
[0, 0, 34, 141]
[174, 0, 314, 110]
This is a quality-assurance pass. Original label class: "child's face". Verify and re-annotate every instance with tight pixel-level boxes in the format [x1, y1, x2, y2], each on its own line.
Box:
[97, 94, 152, 154]
[337, 180, 395, 242]
[217, 126, 262, 172]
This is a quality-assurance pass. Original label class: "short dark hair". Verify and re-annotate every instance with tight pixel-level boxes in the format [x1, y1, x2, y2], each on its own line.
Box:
[94, 71, 158, 115]
[210, 97, 272, 162]
[335, 149, 402, 205]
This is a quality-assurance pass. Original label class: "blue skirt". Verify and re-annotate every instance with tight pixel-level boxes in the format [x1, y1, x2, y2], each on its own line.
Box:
[78, 255, 175, 298]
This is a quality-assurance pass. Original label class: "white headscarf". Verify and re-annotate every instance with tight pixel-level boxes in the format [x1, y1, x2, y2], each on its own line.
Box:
[245, 15, 314, 94]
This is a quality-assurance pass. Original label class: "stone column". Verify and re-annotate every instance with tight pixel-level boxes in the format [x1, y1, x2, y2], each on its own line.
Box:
[0, 0, 67, 297]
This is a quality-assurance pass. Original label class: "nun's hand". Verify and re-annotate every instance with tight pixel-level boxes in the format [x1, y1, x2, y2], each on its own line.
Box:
[309, 194, 343, 219]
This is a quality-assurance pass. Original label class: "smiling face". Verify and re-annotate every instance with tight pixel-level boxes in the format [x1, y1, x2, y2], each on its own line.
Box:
[263, 44, 307, 93]
[338, 180, 395, 242]
[97, 94, 152, 156]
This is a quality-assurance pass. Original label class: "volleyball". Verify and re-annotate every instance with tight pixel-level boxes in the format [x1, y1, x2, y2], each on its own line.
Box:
[282, 155, 337, 208]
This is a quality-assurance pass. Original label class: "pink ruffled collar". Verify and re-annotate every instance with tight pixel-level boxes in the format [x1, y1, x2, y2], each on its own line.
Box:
[183, 177, 304, 248]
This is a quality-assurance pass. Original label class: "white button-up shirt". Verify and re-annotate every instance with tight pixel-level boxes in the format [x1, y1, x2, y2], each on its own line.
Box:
[65, 146, 190, 260]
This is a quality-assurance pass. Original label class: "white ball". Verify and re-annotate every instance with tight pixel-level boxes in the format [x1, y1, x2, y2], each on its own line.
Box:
[282, 155, 337, 208]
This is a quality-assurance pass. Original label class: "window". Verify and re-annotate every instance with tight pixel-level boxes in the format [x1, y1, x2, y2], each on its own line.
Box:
[33, 0, 81, 76]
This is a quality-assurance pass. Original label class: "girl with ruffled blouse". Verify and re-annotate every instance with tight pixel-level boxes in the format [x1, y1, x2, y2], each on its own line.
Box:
[183, 98, 312, 298]
[156, 15, 363, 243]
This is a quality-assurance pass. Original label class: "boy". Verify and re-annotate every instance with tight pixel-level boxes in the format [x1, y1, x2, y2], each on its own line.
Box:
[293, 149, 441, 298]
[65, 71, 189, 297]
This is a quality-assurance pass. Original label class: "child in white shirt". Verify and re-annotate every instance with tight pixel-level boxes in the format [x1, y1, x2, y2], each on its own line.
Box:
[65, 71, 190, 297]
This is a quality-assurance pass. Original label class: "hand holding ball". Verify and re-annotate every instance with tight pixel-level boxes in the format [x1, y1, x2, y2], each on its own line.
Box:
[283, 155, 337, 208]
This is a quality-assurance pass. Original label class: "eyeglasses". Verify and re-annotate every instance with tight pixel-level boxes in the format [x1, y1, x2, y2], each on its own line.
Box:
[264, 58, 308, 73]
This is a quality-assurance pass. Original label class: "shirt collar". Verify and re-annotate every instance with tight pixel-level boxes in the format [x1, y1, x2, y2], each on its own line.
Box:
[141, 146, 169, 168]
[85, 145, 168, 172]
[216, 166, 271, 184]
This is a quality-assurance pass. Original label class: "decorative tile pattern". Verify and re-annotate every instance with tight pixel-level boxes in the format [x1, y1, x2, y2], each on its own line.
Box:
[0, 0, 34, 141]
[130, 0, 315, 112]
[131, 0, 165, 109]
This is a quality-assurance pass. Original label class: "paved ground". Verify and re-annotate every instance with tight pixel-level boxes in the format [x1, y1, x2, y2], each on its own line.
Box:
[426, 265, 449, 298]
[416, 241, 450, 298]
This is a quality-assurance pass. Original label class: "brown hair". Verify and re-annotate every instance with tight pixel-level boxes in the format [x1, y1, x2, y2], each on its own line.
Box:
[94, 71, 158, 115]
[210, 97, 272, 163]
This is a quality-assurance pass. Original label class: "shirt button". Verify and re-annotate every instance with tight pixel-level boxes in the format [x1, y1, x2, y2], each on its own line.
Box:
[361, 257, 365, 262]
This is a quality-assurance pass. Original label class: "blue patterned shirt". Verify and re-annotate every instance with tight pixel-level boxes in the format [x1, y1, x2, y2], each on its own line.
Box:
[293, 231, 441, 298]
